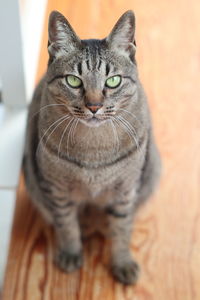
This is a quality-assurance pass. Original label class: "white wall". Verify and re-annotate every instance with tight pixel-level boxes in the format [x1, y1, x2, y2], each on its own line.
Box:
[20, 0, 48, 101]
[0, 0, 47, 288]
[0, 0, 26, 108]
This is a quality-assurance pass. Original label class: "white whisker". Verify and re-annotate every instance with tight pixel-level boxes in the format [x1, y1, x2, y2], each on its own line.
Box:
[118, 115, 139, 148]
[113, 117, 133, 144]
[36, 114, 70, 157]
[118, 108, 142, 126]
[66, 118, 76, 157]
[30, 103, 68, 122]
[57, 118, 74, 160]
[114, 115, 144, 158]
[110, 119, 120, 153]
[43, 117, 71, 151]
[69, 118, 76, 147]
[72, 118, 79, 145]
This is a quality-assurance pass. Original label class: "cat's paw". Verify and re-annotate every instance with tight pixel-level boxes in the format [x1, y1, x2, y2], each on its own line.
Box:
[111, 260, 140, 285]
[55, 249, 83, 273]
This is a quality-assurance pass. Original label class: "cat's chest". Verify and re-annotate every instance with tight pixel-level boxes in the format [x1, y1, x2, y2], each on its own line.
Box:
[39, 118, 146, 201]
[42, 143, 142, 200]
[51, 120, 133, 162]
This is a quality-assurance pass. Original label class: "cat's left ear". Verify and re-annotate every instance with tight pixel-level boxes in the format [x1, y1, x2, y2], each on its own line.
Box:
[106, 10, 136, 60]
[48, 11, 81, 59]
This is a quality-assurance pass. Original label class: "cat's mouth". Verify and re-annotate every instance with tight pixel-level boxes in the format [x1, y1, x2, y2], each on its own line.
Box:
[89, 116, 105, 123]
[80, 115, 109, 127]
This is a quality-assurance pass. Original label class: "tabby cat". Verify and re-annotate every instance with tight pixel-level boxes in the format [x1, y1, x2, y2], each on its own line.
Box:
[23, 10, 161, 285]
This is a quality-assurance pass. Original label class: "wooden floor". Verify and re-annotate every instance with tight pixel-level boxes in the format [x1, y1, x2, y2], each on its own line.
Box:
[2, 0, 200, 299]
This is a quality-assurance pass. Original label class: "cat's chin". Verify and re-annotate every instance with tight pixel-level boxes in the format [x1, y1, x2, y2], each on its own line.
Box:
[79, 117, 107, 128]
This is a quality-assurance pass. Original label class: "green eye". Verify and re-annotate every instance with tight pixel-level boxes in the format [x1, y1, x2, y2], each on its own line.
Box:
[66, 75, 82, 88]
[105, 75, 121, 88]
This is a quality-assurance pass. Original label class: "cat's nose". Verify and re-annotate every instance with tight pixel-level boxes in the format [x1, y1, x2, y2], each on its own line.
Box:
[85, 103, 103, 114]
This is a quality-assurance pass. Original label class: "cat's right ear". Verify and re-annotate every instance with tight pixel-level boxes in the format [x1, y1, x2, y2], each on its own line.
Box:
[48, 11, 81, 60]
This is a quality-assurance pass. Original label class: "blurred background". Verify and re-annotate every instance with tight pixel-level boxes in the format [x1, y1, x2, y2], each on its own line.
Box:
[0, 0, 200, 299]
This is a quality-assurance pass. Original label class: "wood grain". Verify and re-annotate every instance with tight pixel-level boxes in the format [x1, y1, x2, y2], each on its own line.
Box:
[2, 0, 200, 299]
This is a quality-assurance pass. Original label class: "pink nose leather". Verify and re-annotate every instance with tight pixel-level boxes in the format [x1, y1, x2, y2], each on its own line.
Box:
[86, 103, 102, 113]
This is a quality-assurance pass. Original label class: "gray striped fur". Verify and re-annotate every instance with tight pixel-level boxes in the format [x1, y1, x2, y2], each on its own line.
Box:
[23, 10, 161, 285]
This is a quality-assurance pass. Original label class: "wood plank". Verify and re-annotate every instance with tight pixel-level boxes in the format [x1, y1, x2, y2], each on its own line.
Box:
[2, 0, 200, 299]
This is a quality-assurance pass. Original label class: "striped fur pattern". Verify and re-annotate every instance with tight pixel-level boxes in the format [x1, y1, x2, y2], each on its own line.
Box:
[23, 10, 161, 285]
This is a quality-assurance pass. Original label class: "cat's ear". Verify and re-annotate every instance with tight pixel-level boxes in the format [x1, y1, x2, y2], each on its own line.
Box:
[48, 11, 81, 59]
[106, 10, 136, 60]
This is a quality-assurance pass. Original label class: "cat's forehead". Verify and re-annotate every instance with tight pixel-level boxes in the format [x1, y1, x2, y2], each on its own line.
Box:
[67, 39, 129, 74]
[79, 39, 113, 72]
[81, 39, 107, 58]
[53, 39, 115, 75]
[47, 38, 134, 80]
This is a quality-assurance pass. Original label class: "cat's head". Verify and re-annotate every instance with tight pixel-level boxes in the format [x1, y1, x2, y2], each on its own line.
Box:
[47, 10, 137, 127]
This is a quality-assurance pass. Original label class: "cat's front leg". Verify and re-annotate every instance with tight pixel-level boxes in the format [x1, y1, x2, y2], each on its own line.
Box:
[53, 202, 83, 273]
[106, 198, 139, 285]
